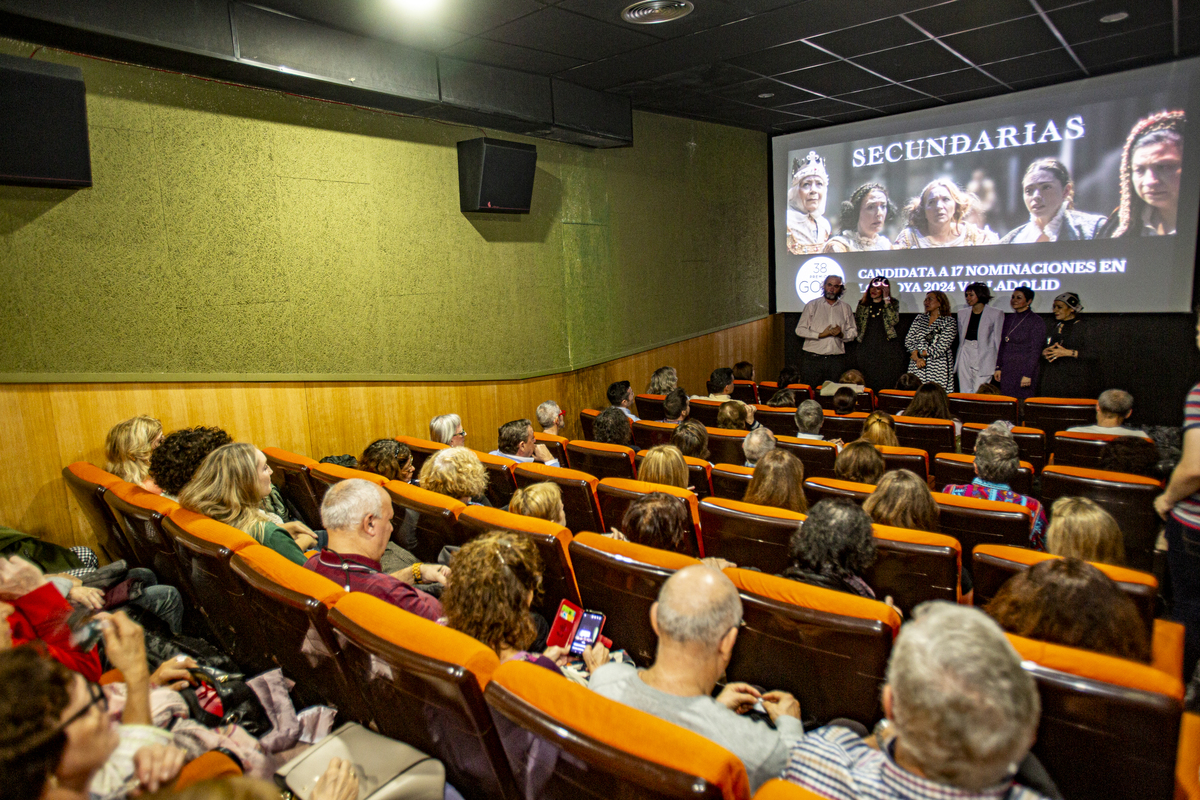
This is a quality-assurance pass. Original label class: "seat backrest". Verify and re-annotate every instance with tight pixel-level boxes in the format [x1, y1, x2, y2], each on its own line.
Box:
[328, 593, 514, 800]
[261, 447, 323, 529]
[784, 383, 815, 401]
[752, 780, 830, 800]
[565, 440, 636, 481]
[698, 497, 803, 573]
[962, 423, 1047, 472]
[705, 427, 749, 466]
[772, 437, 837, 481]
[875, 390, 914, 415]
[948, 392, 1020, 424]
[1052, 431, 1119, 469]
[723, 568, 900, 726]
[710, 463, 755, 501]
[1040, 465, 1163, 572]
[875, 445, 929, 483]
[383, 480, 467, 562]
[730, 380, 759, 405]
[103, 482, 186, 587]
[579, 409, 600, 440]
[596, 479, 702, 557]
[932, 452, 1035, 495]
[62, 463, 131, 564]
[802, 477, 873, 506]
[753, 406, 799, 437]
[307, 462, 388, 504]
[893, 415, 956, 458]
[934, 493, 1034, 555]
[472, 450, 519, 508]
[456, 506, 581, 621]
[687, 398, 724, 427]
[394, 435, 448, 476]
[1022, 398, 1098, 449]
[1007, 633, 1183, 800]
[634, 394, 667, 423]
[864, 524, 961, 615]
[632, 420, 680, 450]
[512, 463, 604, 534]
[485, 660, 747, 800]
[971, 545, 1157, 636]
[568, 532, 699, 666]
[818, 411, 869, 443]
[534, 433, 569, 469]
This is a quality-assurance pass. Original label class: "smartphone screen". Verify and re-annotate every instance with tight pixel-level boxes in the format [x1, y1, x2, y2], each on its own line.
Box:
[569, 611, 605, 655]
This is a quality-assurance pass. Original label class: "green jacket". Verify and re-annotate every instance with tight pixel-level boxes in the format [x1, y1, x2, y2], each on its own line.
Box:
[855, 298, 900, 342]
[0, 526, 85, 573]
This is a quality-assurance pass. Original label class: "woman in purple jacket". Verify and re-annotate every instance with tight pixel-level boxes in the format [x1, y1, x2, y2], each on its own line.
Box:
[993, 286, 1046, 399]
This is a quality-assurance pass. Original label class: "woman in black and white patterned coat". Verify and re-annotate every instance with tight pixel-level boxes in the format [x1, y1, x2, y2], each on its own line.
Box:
[903, 291, 958, 393]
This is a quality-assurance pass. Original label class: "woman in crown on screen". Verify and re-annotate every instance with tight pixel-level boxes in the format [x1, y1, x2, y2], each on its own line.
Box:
[1099, 110, 1185, 238]
[823, 182, 895, 253]
[893, 178, 998, 249]
[786, 151, 832, 254]
[1000, 158, 1106, 243]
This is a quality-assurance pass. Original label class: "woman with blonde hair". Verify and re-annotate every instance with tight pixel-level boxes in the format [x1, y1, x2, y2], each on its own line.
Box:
[179, 443, 316, 564]
[647, 366, 678, 395]
[863, 469, 939, 533]
[859, 411, 899, 447]
[105, 415, 164, 492]
[715, 400, 753, 431]
[638, 444, 688, 489]
[1045, 497, 1125, 566]
[743, 449, 808, 514]
[509, 482, 567, 527]
[418, 446, 489, 504]
[894, 178, 998, 248]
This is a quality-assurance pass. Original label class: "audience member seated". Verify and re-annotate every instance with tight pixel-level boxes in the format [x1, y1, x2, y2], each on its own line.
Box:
[1100, 435, 1161, 478]
[620, 492, 688, 551]
[509, 482, 567, 527]
[765, 389, 797, 407]
[733, 361, 755, 382]
[536, 401, 564, 436]
[638, 445, 689, 489]
[179, 443, 317, 565]
[608, 380, 640, 422]
[148, 426, 232, 500]
[648, 366, 679, 395]
[743, 428, 777, 468]
[418, 447, 490, 506]
[780, 499, 879, 600]
[593, 407, 634, 447]
[794, 399, 826, 440]
[1044, 497, 1125, 566]
[776, 365, 801, 389]
[590, 564, 802, 792]
[716, 400, 756, 431]
[831, 387, 858, 415]
[819, 369, 867, 396]
[784, 603, 1047, 798]
[985, 558, 1150, 662]
[975, 382, 1000, 395]
[443, 531, 609, 675]
[942, 425, 1047, 549]
[429, 413, 466, 447]
[695, 368, 735, 401]
[1, 555, 101, 679]
[1066, 389, 1151, 439]
[662, 388, 690, 424]
[105, 416, 165, 494]
[358, 439, 415, 483]
[902, 383, 961, 435]
[895, 372, 922, 391]
[491, 419, 560, 467]
[743, 450, 808, 513]
[860, 411, 900, 447]
[864, 470, 939, 533]
[670, 420, 710, 462]
[834, 440, 886, 485]
[305, 480, 443, 621]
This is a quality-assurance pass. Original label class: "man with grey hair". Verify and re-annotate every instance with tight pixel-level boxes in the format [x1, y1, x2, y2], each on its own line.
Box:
[784, 603, 1048, 799]
[536, 401, 564, 435]
[793, 399, 826, 440]
[589, 564, 802, 792]
[942, 426, 1047, 549]
[490, 419, 559, 467]
[1067, 389, 1151, 439]
[429, 413, 465, 446]
[743, 427, 777, 467]
[304, 479, 445, 621]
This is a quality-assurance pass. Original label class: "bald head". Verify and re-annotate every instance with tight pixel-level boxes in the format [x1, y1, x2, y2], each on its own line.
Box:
[655, 565, 742, 651]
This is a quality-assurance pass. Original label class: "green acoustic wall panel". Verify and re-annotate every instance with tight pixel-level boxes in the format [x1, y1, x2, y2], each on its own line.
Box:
[0, 38, 768, 382]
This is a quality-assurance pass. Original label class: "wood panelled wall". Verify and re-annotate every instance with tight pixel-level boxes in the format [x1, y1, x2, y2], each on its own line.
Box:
[0, 315, 784, 555]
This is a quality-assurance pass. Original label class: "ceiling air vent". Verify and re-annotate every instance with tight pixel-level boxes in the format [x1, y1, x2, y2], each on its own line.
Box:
[621, 0, 695, 24]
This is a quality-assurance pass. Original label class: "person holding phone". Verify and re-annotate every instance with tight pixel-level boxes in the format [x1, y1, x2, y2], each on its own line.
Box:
[853, 275, 904, 391]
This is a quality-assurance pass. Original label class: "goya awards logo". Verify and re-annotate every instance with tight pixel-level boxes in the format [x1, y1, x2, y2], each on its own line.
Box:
[795, 256, 844, 304]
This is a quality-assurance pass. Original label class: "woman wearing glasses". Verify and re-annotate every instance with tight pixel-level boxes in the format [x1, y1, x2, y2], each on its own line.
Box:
[853, 275, 905, 391]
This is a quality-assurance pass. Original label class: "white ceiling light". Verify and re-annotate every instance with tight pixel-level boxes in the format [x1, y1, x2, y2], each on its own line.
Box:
[392, 0, 440, 16]
[1100, 11, 1130, 22]
[622, 1, 695, 24]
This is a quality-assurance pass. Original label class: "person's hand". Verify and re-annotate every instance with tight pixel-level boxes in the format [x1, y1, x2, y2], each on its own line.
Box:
[68, 586, 105, 610]
[98, 611, 149, 682]
[542, 645, 570, 667]
[828, 325, 842, 338]
[761, 690, 801, 721]
[582, 641, 611, 672]
[819, 325, 837, 339]
[606, 528, 628, 541]
[131, 744, 187, 794]
[830, 438, 845, 448]
[1155, 493, 1175, 520]
[915, 358, 927, 369]
[884, 596, 905, 620]
[701, 557, 736, 570]
[533, 444, 555, 463]
[0, 556, 48, 600]
[293, 534, 318, 551]
[284, 520, 315, 538]
[993, 369, 1002, 381]
[311, 757, 359, 800]
[1020, 376, 1032, 388]
[47, 573, 83, 587]
[716, 682, 761, 713]
[910, 350, 920, 361]
[419, 563, 449, 584]
[149, 655, 199, 690]
[0, 602, 13, 652]
[745, 405, 756, 425]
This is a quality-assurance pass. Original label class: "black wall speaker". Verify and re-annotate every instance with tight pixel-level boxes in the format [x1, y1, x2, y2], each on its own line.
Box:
[456, 137, 536, 214]
[0, 54, 91, 188]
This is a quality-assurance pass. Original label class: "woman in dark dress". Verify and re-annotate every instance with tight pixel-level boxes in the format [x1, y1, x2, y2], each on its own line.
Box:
[1039, 292, 1091, 398]
[993, 285, 1046, 400]
[854, 275, 905, 390]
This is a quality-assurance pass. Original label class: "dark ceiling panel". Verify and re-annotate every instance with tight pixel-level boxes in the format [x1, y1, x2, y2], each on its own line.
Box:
[809, 16, 928, 58]
[1048, 0, 1175, 45]
[556, 0, 749, 39]
[1073, 22, 1176, 71]
[905, 0, 1038, 38]
[714, 77, 819, 106]
[484, 6, 658, 60]
[853, 40, 968, 82]
[983, 49, 1084, 84]
[254, 0, 468, 51]
[652, 62, 764, 89]
[724, 39, 836, 76]
[823, 106, 884, 123]
[834, 82, 927, 107]
[779, 60, 890, 95]
[773, 117, 829, 133]
[878, 95, 943, 113]
[778, 95, 864, 118]
[433, 0, 544, 36]
[439, 36, 584, 73]
[902, 66, 1003, 96]
[941, 17, 1063, 66]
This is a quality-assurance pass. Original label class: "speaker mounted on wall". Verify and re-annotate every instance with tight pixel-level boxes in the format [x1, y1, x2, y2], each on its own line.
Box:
[0, 54, 92, 188]
[457, 137, 536, 213]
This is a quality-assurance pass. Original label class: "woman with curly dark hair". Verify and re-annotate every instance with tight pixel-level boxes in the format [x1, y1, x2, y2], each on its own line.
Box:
[592, 407, 633, 447]
[824, 183, 895, 254]
[780, 499, 878, 599]
[358, 439, 415, 483]
[148, 426, 233, 499]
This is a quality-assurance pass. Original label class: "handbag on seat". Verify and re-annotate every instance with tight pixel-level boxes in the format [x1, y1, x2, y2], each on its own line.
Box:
[275, 722, 445, 800]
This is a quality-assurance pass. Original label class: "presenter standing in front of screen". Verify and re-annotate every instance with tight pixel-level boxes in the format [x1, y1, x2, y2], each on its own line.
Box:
[904, 292, 958, 393]
[795, 275, 857, 388]
[994, 286, 1046, 400]
[786, 152, 831, 254]
[1040, 292, 1090, 398]
[955, 283, 1004, 394]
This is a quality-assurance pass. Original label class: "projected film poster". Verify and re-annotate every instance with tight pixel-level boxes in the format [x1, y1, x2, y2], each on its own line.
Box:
[772, 59, 1200, 314]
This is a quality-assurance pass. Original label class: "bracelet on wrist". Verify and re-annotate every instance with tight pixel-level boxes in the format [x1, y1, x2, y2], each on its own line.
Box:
[413, 562, 423, 583]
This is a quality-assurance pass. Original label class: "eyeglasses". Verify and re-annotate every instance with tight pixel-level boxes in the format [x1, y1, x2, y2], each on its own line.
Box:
[58, 681, 108, 731]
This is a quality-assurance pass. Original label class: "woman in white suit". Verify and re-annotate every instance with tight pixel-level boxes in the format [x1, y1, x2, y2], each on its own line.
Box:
[956, 282, 1004, 394]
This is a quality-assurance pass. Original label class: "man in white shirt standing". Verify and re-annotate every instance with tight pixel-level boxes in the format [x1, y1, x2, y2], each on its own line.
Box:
[795, 275, 857, 389]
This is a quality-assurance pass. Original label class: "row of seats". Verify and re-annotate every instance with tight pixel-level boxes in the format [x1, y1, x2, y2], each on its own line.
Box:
[61, 459, 1196, 800]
